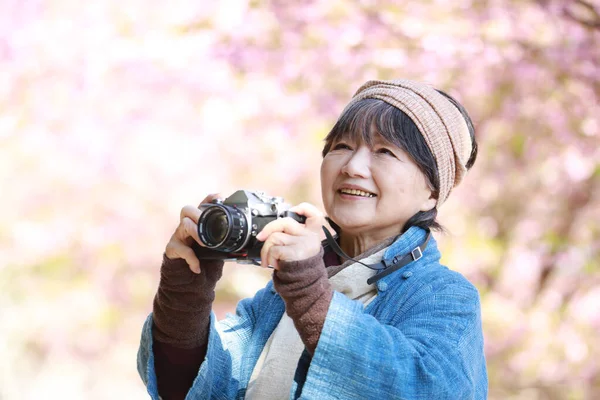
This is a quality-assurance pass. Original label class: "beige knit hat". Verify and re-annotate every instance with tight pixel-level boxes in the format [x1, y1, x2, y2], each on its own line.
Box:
[345, 79, 472, 206]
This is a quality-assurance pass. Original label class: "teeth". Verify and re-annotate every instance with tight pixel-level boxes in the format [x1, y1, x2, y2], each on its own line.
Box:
[340, 188, 375, 197]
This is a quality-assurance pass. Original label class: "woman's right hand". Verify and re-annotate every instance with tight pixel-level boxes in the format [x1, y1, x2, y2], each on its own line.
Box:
[165, 193, 223, 274]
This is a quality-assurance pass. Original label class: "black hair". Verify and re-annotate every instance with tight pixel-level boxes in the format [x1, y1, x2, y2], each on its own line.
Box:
[322, 91, 477, 233]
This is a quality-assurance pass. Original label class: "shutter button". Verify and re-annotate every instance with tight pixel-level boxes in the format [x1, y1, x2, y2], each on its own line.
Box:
[402, 271, 413, 279]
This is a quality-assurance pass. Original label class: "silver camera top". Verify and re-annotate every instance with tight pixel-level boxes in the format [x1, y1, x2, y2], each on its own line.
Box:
[223, 190, 290, 217]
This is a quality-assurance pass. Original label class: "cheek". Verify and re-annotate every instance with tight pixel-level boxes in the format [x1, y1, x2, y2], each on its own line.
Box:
[320, 158, 340, 213]
[320, 158, 337, 187]
[320, 162, 327, 191]
[406, 167, 433, 202]
[375, 163, 426, 197]
[320, 161, 332, 200]
[412, 166, 431, 192]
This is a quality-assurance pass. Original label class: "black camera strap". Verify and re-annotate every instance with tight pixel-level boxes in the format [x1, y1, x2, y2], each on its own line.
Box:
[321, 226, 431, 285]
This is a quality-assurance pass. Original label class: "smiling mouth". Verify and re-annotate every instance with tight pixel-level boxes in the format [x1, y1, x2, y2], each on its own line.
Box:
[338, 188, 376, 198]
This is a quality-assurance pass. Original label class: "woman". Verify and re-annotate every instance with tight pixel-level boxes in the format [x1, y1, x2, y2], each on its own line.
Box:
[137, 79, 488, 399]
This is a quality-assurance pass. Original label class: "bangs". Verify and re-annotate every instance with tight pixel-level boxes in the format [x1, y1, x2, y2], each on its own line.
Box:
[322, 99, 411, 156]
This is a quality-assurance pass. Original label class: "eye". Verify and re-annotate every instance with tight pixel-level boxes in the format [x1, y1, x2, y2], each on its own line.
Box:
[376, 148, 397, 157]
[332, 142, 352, 151]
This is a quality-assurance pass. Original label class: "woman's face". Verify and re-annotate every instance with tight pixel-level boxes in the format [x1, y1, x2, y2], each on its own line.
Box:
[320, 130, 437, 240]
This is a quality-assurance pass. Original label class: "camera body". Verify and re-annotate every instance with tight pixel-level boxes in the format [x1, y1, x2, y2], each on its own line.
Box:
[192, 190, 305, 263]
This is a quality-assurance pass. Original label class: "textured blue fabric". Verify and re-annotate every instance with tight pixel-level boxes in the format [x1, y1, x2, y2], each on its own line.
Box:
[137, 227, 488, 399]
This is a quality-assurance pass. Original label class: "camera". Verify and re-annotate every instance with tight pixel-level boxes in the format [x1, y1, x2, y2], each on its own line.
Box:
[192, 190, 306, 263]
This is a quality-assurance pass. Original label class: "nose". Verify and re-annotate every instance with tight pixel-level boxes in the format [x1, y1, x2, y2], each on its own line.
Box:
[341, 147, 371, 178]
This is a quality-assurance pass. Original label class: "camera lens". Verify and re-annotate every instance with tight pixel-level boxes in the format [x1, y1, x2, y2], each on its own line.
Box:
[204, 209, 228, 244]
[198, 204, 249, 252]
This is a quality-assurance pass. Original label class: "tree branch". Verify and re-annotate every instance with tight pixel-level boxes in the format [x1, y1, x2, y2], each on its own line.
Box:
[563, 0, 600, 29]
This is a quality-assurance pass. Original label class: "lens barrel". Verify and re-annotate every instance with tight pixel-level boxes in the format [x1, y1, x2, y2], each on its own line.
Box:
[198, 204, 249, 253]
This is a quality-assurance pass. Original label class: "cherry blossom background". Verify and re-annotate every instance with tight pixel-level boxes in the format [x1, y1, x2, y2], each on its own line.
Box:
[1, 0, 599, 398]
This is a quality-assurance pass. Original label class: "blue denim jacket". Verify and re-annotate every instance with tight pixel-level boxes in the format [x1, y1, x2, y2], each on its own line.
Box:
[137, 227, 488, 399]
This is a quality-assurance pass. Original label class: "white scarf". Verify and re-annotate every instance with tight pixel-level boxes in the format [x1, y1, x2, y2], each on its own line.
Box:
[245, 246, 389, 399]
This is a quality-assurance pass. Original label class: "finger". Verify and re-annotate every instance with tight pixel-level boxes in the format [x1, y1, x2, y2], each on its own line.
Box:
[198, 193, 224, 208]
[176, 216, 203, 246]
[265, 244, 297, 270]
[288, 202, 324, 219]
[180, 205, 203, 224]
[288, 203, 329, 234]
[256, 217, 304, 242]
[260, 232, 292, 268]
[166, 240, 201, 273]
[266, 244, 299, 270]
[260, 232, 288, 268]
[266, 246, 286, 270]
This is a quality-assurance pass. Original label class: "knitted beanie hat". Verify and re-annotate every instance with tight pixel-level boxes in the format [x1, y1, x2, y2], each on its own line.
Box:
[345, 79, 473, 206]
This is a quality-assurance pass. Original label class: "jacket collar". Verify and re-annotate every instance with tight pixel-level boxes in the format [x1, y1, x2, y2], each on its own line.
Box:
[323, 221, 441, 284]
[378, 226, 440, 284]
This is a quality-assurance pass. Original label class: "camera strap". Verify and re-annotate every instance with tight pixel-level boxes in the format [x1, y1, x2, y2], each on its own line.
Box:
[321, 226, 431, 285]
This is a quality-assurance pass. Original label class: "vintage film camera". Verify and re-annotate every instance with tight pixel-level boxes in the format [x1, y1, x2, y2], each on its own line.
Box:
[192, 190, 306, 263]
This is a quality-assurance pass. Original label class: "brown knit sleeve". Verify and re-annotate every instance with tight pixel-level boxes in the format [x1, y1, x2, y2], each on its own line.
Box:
[272, 248, 334, 354]
[152, 254, 224, 400]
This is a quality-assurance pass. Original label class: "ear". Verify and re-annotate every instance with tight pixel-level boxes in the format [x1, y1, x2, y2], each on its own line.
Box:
[419, 194, 438, 213]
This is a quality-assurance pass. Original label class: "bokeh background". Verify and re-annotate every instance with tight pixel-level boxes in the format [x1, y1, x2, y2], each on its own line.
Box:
[1, 0, 599, 398]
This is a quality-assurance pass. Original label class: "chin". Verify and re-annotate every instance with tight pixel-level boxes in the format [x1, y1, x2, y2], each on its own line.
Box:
[330, 214, 371, 233]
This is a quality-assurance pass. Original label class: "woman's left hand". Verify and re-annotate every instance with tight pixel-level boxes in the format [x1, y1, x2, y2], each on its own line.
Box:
[256, 202, 327, 270]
